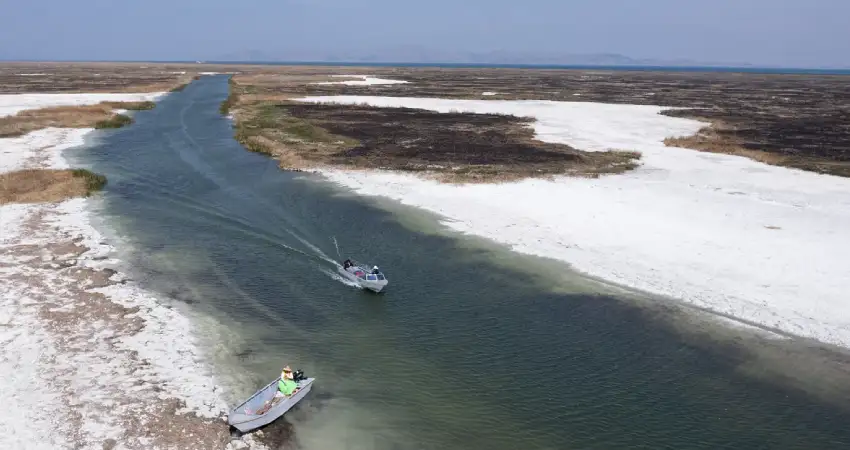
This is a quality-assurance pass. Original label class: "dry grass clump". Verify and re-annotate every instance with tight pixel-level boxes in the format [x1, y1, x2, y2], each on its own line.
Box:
[94, 113, 132, 129]
[219, 78, 240, 115]
[231, 101, 358, 167]
[0, 100, 153, 137]
[664, 121, 790, 166]
[0, 168, 107, 204]
[101, 100, 156, 110]
[666, 123, 850, 176]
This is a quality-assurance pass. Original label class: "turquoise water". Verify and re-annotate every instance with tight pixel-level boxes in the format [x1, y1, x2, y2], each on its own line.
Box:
[70, 76, 850, 449]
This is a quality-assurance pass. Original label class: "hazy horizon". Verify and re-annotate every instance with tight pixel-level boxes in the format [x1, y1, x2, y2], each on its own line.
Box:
[1, 0, 847, 68]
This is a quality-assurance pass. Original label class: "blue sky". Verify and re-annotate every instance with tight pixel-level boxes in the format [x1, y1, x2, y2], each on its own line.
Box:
[0, 0, 847, 67]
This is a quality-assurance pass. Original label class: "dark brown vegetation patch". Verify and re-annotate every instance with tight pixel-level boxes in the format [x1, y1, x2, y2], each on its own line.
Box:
[230, 66, 850, 178]
[662, 110, 850, 177]
[235, 100, 639, 183]
[296, 103, 638, 181]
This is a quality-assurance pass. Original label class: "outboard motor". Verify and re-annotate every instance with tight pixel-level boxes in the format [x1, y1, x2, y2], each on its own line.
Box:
[292, 369, 306, 382]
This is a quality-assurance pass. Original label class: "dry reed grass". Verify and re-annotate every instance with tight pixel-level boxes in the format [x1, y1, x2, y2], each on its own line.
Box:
[664, 121, 790, 166]
[0, 101, 152, 137]
[0, 169, 107, 205]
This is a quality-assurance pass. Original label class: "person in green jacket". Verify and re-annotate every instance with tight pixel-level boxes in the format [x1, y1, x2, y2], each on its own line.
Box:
[278, 366, 298, 396]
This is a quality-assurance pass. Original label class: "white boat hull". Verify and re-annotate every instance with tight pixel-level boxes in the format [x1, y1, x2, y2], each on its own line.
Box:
[338, 266, 388, 293]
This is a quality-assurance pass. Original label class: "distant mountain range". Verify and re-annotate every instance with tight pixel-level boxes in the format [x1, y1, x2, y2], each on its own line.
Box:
[211, 47, 756, 68]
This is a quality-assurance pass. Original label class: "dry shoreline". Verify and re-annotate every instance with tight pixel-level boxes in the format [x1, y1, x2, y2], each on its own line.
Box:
[1, 199, 232, 449]
[0, 87, 268, 449]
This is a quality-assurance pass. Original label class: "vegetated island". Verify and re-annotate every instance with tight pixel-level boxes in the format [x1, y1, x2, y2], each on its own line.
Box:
[223, 72, 641, 183]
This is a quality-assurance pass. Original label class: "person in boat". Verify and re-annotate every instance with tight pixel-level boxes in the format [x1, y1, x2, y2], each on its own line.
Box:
[277, 366, 298, 397]
[343, 259, 352, 269]
[372, 265, 380, 275]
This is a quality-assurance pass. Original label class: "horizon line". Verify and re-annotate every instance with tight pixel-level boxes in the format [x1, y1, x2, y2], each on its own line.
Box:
[2, 58, 849, 74]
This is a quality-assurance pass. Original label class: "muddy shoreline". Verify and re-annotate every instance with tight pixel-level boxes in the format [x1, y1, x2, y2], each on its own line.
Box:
[1, 201, 232, 448]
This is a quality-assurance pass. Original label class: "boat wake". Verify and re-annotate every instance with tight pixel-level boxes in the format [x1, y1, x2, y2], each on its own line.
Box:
[319, 267, 363, 289]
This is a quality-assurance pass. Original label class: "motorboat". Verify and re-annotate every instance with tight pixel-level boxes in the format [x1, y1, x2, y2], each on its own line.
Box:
[227, 368, 315, 433]
[338, 258, 388, 293]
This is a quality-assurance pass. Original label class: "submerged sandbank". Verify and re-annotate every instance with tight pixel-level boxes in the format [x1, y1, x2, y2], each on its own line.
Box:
[0, 92, 264, 449]
[296, 94, 850, 349]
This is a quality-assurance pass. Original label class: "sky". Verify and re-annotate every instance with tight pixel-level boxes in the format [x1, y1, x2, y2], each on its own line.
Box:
[0, 0, 847, 67]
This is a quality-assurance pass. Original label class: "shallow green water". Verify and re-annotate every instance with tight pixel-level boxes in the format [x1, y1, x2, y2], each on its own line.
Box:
[70, 75, 850, 450]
